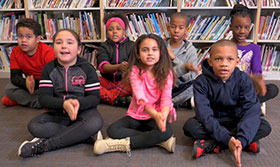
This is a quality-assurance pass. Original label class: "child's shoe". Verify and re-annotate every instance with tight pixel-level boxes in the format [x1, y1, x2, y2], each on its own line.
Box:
[157, 136, 176, 153]
[83, 131, 103, 144]
[192, 139, 220, 159]
[247, 141, 260, 153]
[261, 103, 266, 116]
[94, 137, 131, 156]
[1, 96, 18, 107]
[18, 138, 48, 158]
[190, 97, 195, 108]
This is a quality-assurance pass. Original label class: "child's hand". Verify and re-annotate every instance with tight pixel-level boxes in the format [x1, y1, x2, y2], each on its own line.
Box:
[167, 48, 176, 60]
[184, 62, 199, 74]
[154, 112, 167, 132]
[228, 137, 242, 167]
[26, 75, 35, 94]
[63, 99, 80, 121]
[119, 61, 128, 73]
[250, 74, 267, 96]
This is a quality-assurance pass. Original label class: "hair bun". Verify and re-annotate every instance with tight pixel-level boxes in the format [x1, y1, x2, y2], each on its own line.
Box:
[230, 4, 249, 17]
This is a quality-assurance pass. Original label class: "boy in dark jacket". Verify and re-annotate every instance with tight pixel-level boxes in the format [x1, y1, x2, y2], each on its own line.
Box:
[183, 39, 271, 167]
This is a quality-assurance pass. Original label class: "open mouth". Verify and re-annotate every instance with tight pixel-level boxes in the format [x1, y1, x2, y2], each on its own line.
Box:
[60, 51, 70, 55]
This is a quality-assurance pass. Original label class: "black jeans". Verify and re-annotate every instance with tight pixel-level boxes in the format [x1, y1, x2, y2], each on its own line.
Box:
[28, 108, 103, 151]
[107, 116, 173, 149]
[259, 84, 279, 103]
[183, 116, 271, 147]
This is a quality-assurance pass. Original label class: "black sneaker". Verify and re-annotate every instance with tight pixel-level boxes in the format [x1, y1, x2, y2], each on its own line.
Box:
[18, 138, 47, 158]
[192, 139, 220, 159]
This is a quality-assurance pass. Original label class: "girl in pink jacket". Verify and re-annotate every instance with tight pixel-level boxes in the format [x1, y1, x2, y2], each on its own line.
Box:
[94, 34, 177, 156]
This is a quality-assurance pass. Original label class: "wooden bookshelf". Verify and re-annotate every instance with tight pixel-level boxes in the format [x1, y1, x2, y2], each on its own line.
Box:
[0, 0, 279, 80]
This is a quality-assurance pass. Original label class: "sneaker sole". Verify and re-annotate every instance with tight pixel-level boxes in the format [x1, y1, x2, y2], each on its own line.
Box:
[18, 138, 40, 157]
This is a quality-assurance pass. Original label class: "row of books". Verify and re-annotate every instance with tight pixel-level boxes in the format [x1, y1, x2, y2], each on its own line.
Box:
[262, 0, 280, 7]
[0, 45, 14, 70]
[106, 0, 163, 7]
[0, 13, 25, 41]
[31, 12, 100, 40]
[80, 43, 98, 67]
[226, 0, 257, 7]
[186, 15, 232, 41]
[258, 12, 280, 40]
[261, 45, 280, 72]
[0, 43, 279, 73]
[32, 0, 97, 8]
[125, 13, 170, 41]
[0, 0, 23, 9]
[183, 0, 216, 7]
[196, 47, 210, 71]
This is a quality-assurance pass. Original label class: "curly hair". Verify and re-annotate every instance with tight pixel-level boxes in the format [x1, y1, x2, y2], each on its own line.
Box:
[16, 18, 42, 36]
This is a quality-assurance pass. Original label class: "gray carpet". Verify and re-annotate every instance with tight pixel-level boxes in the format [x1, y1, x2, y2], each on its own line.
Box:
[0, 78, 279, 167]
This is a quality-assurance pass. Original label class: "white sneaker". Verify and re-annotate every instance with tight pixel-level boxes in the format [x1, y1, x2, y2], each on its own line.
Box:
[261, 102, 266, 116]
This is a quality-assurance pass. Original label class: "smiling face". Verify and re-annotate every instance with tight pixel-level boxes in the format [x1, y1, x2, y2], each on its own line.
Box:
[138, 38, 160, 71]
[106, 21, 126, 43]
[17, 27, 41, 56]
[168, 17, 188, 43]
[230, 15, 251, 45]
[54, 30, 81, 67]
[208, 45, 239, 82]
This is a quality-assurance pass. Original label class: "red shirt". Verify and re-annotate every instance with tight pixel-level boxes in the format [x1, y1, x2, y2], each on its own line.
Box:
[10, 42, 55, 79]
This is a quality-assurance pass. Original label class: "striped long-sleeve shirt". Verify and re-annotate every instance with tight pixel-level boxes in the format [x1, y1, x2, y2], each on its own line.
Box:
[39, 57, 100, 112]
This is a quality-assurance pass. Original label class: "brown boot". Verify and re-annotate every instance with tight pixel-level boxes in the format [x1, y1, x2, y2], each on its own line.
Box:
[94, 137, 131, 156]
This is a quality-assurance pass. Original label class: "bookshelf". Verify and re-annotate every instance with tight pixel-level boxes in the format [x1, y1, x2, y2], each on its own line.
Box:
[0, 0, 279, 80]
[255, 1, 280, 80]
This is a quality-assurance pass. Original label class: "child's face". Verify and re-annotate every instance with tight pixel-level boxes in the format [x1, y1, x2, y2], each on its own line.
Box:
[106, 21, 126, 43]
[168, 17, 188, 42]
[17, 27, 41, 55]
[54, 30, 81, 67]
[230, 16, 251, 44]
[208, 45, 240, 82]
[139, 38, 160, 70]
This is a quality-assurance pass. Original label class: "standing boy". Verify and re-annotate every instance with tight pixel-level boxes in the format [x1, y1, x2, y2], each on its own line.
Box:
[1, 18, 55, 108]
[183, 39, 271, 167]
[166, 12, 198, 108]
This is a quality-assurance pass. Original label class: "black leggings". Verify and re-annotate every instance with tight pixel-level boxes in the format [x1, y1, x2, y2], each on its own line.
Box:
[28, 108, 103, 151]
[107, 116, 173, 149]
[259, 84, 279, 103]
[183, 116, 271, 147]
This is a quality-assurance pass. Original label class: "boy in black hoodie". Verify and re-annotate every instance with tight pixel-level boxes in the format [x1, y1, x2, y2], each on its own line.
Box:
[183, 39, 271, 167]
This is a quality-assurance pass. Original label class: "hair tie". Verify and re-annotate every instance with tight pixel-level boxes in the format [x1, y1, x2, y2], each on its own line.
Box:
[105, 17, 125, 31]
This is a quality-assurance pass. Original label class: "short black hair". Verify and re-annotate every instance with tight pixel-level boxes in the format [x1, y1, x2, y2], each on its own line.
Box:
[170, 12, 188, 26]
[230, 4, 252, 22]
[210, 39, 238, 56]
[104, 12, 128, 30]
[16, 18, 42, 36]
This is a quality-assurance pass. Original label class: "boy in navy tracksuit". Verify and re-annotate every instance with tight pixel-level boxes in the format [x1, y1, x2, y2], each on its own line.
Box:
[183, 39, 271, 167]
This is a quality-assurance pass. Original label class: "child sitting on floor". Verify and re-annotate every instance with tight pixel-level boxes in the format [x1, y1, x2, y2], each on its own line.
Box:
[183, 39, 271, 167]
[97, 12, 134, 106]
[1, 18, 55, 108]
[94, 34, 177, 155]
